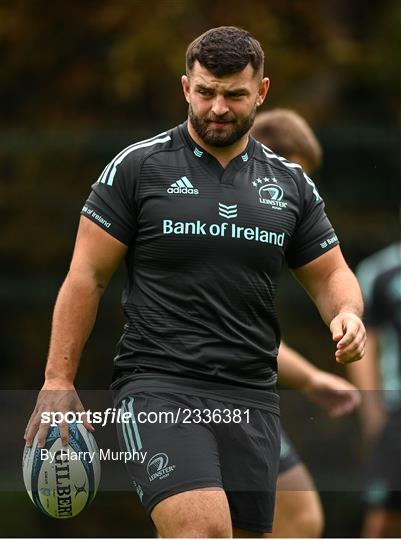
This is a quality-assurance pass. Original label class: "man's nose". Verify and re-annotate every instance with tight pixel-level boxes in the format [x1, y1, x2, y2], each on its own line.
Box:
[211, 95, 229, 116]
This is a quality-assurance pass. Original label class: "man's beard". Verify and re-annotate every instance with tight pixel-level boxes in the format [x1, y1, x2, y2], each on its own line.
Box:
[188, 104, 257, 148]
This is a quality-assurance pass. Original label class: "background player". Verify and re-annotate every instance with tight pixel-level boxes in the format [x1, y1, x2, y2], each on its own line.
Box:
[348, 239, 401, 537]
[252, 109, 361, 538]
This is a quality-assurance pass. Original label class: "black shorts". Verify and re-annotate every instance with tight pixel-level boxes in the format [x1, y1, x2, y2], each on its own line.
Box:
[279, 429, 301, 474]
[365, 409, 401, 511]
[115, 390, 280, 533]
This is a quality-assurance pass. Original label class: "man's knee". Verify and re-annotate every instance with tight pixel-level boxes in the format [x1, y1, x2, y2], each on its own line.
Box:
[152, 487, 232, 538]
[271, 490, 324, 537]
[158, 518, 230, 538]
[272, 465, 324, 538]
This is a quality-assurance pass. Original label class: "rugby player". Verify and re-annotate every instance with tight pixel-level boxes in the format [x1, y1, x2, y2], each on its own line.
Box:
[348, 241, 401, 537]
[253, 109, 361, 538]
[25, 27, 366, 537]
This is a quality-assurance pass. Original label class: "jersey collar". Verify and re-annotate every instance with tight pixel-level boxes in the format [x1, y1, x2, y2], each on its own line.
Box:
[178, 121, 255, 177]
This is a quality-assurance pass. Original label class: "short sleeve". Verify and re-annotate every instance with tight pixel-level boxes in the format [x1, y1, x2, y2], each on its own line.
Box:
[286, 171, 339, 268]
[80, 153, 138, 245]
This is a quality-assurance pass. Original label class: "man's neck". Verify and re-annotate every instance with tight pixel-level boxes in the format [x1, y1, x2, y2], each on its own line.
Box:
[187, 119, 249, 169]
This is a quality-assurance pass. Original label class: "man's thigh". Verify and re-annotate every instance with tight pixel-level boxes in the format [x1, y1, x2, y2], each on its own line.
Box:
[217, 404, 280, 534]
[116, 391, 280, 534]
[116, 392, 223, 517]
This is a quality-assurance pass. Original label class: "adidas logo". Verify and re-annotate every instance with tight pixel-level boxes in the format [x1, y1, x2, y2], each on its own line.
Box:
[167, 176, 199, 195]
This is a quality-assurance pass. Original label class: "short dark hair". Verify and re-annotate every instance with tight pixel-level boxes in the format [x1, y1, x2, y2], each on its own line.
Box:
[251, 109, 322, 173]
[186, 26, 264, 78]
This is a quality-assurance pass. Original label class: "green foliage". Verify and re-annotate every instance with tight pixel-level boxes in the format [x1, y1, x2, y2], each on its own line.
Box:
[0, 0, 398, 126]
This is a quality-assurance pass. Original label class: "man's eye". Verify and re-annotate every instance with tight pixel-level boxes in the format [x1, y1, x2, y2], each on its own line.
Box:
[198, 89, 212, 96]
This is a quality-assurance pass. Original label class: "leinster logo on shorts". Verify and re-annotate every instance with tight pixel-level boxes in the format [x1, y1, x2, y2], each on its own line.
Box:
[251, 177, 287, 210]
[147, 452, 176, 482]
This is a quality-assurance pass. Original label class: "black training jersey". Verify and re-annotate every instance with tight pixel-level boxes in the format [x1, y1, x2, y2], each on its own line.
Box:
[81, 122, 338, 399]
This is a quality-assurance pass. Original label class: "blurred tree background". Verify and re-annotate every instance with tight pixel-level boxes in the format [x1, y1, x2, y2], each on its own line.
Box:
[0, 0, 399, 537]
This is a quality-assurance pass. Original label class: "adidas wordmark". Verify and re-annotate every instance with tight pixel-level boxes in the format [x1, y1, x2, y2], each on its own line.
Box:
[167, 176, 199, 195]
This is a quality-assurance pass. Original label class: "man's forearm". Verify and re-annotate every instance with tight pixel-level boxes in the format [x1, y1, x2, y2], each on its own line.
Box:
[293, 248, 364, 327]
[278, 342, 318, 390]
[293, 248, 365, 363]
[312, 266, 363, 327]
[44, 270, 104, 386]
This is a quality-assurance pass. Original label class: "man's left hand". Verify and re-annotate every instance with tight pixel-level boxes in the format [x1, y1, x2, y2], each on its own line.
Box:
[330, 312, 366, 364]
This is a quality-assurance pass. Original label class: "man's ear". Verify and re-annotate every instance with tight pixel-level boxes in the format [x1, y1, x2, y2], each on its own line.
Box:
[181, 75, 191, 104]
[256, 77, 270, 107]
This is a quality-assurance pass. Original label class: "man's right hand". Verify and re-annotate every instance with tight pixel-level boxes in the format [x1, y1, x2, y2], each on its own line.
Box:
[24, 382, 94, 447]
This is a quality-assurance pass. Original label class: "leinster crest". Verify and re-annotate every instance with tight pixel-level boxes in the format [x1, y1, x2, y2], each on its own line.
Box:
[251, 177, 287, 210]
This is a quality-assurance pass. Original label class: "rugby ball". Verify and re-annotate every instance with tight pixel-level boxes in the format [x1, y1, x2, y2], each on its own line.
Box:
[23, 422, 100, 518]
